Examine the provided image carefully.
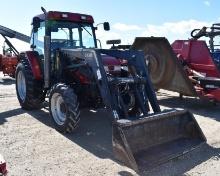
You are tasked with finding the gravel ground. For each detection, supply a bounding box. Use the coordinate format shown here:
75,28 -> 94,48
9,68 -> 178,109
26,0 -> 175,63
0,73 -> 220,176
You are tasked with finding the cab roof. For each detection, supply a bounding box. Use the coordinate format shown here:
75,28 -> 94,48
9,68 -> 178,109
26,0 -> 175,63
33,11 -> 94,24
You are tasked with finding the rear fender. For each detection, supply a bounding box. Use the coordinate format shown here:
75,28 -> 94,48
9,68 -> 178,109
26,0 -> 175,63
25,51 -> 42,80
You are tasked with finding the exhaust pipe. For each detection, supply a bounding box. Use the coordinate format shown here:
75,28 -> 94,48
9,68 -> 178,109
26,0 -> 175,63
44,36 -> 51,88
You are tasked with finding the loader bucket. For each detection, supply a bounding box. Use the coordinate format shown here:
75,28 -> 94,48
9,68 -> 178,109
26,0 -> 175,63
131,37 -> 197,96
112,110 -> 206,172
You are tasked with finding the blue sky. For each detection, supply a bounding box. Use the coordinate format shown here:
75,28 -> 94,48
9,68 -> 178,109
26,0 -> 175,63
0,0 -> 219,51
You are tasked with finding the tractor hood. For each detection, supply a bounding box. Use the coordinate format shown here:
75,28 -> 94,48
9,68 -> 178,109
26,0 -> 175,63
59,48 -> 122,73
59,48 -> 121,66
60,48 -> 122,72
101,54 -> 121,66
101,54 -> 121,72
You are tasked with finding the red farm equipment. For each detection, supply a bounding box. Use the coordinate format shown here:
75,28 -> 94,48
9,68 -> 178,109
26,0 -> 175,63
132,24 -> 220,103
172,24 -> 220,102
0,154 -> 7,176
0,25 -> 30,77
12,7 -> 206,172
0,53 -> 17,77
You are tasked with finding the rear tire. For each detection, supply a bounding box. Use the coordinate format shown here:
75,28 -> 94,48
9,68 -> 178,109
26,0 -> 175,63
15,58 -> 44,110
49,83 -> 80,133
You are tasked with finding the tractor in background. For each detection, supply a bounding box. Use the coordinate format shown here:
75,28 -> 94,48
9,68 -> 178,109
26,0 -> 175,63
14,7 -> 205,172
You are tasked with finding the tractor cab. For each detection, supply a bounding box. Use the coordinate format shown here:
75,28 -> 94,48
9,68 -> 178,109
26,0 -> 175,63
29,11 -> 113,87
30,11 -> 109,54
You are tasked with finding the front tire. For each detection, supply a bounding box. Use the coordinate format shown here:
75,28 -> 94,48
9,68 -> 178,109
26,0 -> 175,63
49,83 -> 80,133
15,58 -> 44,110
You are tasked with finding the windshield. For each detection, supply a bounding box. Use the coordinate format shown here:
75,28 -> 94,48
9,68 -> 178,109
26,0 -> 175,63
49,21 -> 96,49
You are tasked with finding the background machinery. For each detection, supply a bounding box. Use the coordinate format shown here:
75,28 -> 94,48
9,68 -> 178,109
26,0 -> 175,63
133,24 -> 220,102
172,25 -> 220,102
0,25 -> 30,77
14,8 -> 205,172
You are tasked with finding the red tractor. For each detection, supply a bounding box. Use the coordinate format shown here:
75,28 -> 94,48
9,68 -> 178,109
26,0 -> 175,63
14,8 -> 205,172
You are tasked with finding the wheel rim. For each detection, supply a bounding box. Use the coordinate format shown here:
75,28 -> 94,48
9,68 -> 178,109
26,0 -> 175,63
17,70 -> 26,101
51,93 -> 67,125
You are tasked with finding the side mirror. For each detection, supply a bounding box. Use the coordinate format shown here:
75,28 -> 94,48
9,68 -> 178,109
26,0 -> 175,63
103,22 -> 110,31
33,17 -> 40,33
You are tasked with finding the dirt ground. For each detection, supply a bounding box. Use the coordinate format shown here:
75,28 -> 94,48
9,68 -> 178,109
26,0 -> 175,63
0,73 -> 220,176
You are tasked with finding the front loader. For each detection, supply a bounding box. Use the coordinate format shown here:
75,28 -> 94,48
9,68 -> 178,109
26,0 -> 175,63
15,8 -> 206,172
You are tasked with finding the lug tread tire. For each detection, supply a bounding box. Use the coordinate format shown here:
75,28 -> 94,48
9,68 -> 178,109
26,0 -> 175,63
15,58 -> 44,110
49,83 -> 80,133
